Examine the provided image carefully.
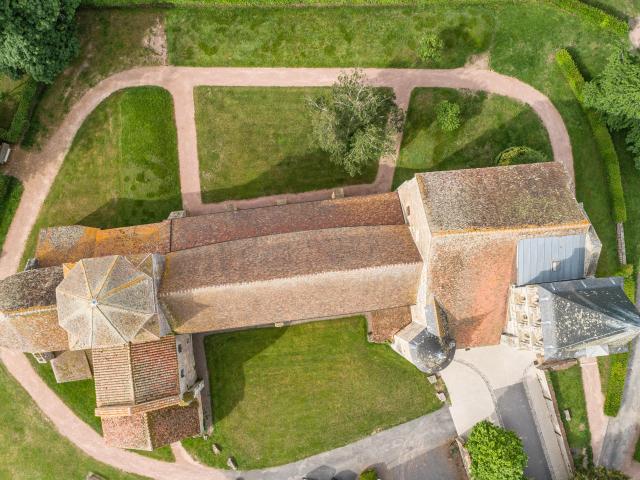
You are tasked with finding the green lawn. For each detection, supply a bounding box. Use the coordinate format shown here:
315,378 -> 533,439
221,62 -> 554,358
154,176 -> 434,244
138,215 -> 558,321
182,316 -> 442,469
0,362 -> 148,480
195,86 -> 378,202
0,76 -> 27,130
0,175 -> 23,252
547,366 -> 592,467
583,0 -> 640,17
393,88 -> 552,188
21,86 -> 181,267
24,9 -> 165,149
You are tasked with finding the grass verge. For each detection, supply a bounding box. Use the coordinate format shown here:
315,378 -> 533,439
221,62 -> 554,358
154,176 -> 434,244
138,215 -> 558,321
182,316 -> 442,469
20,87 -> 181,276
547,366 -> 592,467
393,88 -> 552,188
195,86 -> 378,202
0,362 -> 147,479
0,175 -> 23,251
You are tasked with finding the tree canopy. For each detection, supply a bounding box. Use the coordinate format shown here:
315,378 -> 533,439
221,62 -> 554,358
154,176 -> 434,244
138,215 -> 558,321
583,48 -> 640,168
308,69 -> 403,177
0,0 -> 81,84
465,420 -> 527,480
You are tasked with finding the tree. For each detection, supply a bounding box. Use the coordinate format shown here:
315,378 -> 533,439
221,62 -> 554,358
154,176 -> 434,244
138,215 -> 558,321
417,32 -> 444,62
583,48 -> 640,168
572,466 -> 629,480
436,100 -> 461,132
495,146 -> 548,166
308,69 -> 403,177
0,1 -> 81,84
465,420 -> 527,480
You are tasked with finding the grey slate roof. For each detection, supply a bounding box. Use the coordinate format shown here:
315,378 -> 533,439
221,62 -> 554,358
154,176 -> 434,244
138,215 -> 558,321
538,277 -> 640,360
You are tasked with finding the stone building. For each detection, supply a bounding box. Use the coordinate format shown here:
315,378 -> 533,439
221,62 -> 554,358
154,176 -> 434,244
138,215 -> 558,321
0,162 -> 639,450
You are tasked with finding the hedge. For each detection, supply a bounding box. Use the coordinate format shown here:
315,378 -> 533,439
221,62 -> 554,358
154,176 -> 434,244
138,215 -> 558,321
603,352 -> 629,417
548,0 -> 628,36
495,146 -> 548,165
0,175 -> 24,251
555,49 -> 627,223
0,78 -> 40,144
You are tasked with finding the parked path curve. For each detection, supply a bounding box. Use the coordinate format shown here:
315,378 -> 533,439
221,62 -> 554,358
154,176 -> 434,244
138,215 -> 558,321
0,66 -> 573,280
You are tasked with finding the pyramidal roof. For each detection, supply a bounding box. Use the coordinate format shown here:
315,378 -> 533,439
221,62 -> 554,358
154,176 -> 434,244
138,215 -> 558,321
538,277 -> 640,360
56,255 -> 166,350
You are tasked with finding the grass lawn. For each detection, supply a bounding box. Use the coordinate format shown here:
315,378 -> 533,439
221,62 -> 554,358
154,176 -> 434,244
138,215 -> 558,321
598,351 -> 630,417
24,9 -> 165,149
195,86 -> 378,202
583,0 -> 640,17
393,88 -> 552,188
0,175 -> 23,251
20,86 -> 181,267
0,362 -> 148,480
547,366 -> 592,468
181,316 -> 442,469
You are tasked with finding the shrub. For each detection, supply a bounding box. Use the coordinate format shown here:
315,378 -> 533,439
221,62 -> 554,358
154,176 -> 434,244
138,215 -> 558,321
466,420 -> 527,480
603,352 -> 628,417
417,32 -> 444,63
555,49 -> 627,223
0,175 -> 24,251
495,146 -> 548,166
548,0 -> 628,36
572,466 -> 630,479
435,100 -> 461,132
359,468 -> 378,480
0,78 -> 41,144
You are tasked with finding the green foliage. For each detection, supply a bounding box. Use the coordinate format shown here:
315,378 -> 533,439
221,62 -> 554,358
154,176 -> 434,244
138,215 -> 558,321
359,468 -> 378,480
0,1 -> 81,84
603,352 -> 629,417
417,32 -> 444,62
308,70 -> 402,176
0,78 -> 40,144
0,175 -> 23,251
435,100 -> 461,132
556,48 -> 627,223
548,0 -> 628,35
572,466 -> 630,479
466,421 -> 527,480
495,146 -> 548,166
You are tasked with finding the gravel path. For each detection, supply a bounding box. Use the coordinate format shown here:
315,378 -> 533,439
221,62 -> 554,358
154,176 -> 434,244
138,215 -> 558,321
0,65 -> 573,280
579,357 -> 609,465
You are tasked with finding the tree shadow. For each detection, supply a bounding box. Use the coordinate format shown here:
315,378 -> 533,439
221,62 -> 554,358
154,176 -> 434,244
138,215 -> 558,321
201,151 -> 378,204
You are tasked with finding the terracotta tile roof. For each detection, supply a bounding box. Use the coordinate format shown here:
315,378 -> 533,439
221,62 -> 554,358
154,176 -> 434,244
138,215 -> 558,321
101,400 -> 202,450
160,225 -> 421,293
0,266 -> 69,352
418,163 -> 588,235
368,306 -> 413,343
35,226 -> 98,267
170,192 -> 405,251
93,337 -> 179,408
50,350 -> 93,383
94,223 -> 171,257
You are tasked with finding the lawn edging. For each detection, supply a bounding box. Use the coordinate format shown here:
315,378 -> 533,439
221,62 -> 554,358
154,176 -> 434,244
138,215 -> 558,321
0,78 -> 40,144
555,48 -> 628,263
0,175 -> 23,251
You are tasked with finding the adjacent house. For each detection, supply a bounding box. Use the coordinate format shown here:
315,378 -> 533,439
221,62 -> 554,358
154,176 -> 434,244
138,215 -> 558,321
0,162 -> 638,450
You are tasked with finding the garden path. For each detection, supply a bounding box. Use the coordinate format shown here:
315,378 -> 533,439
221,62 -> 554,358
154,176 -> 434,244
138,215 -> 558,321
0,66 -> 573,280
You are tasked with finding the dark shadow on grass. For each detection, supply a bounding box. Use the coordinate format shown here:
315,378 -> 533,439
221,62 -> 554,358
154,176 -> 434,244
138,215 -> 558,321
577,0 -> 630,20
204,325 -> 287,424
201,151 -> 378,204
77,195 -> 183,229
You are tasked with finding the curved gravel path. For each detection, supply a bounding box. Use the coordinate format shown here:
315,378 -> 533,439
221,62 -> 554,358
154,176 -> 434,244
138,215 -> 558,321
0,66 -> 574,479
0,66 -> 573,280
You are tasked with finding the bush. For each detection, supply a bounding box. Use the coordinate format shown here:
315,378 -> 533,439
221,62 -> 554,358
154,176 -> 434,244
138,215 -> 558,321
0,78 -> 41,144
417,32 -> 444,62
359,468 -> 378,480
603,352 -> 628,417
0,175 -> 24,251
548,0 -> 628,36
573,466 -> 630,479
466,420 -> 527,480
435,100 -> 461,132
495,146 -> 548,166
555,49 -> 627,223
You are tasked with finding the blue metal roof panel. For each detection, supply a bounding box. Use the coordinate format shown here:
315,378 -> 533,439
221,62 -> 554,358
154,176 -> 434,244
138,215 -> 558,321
517,234 -> 585,286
